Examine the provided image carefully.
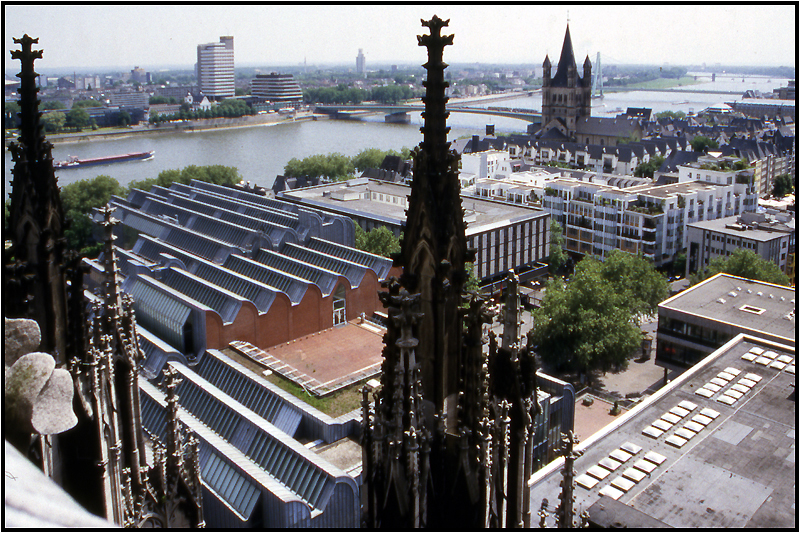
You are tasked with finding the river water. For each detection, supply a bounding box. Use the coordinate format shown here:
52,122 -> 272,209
4,74 -> 790,197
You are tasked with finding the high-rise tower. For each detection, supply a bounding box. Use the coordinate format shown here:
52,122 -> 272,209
361,16 -> 540,529
541,25 -> 592,136
196,36 -> 234,100
356,48 -> 366,76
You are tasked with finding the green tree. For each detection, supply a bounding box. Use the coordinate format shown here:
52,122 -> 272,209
117,110 -> 131,127
581,250 -> 669,317
690,135 -> 719,153
41,100 -> 66,110
284,153 -> 355,181
772,173 -> 794,198
73,99 -> 104,108
66,107 -> 90,130
41,111 -> 66,133
352,148 -> 401,172
60,175 -> 123,256
689,248 -> 791,287
354,225 -> 400,258
532,273 -> 641,384
548,220 -> 567,273
464,262 -> 480,293
634,155 -> 665,179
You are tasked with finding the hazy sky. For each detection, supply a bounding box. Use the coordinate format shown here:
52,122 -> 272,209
4,4 -> 797,72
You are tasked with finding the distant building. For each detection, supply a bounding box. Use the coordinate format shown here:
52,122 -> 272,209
130,66 -> 149,84
251,73 -> 303,106
729,98 -> 795,120
540,25 -> 592,139
356,48 -> 365,75
686,211 -> 796,279
279,178 -> 551,283
156,84 -> 199,99
197,36 -> 235,100
656,273 -> 795,371
108,91 -> 149,108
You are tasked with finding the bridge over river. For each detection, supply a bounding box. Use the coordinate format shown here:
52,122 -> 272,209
314,102 -> 541,124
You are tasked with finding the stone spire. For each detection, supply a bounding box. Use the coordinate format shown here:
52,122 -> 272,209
4,35 -> 69,364
400,14 -> 473,419
362,17 -> 540,530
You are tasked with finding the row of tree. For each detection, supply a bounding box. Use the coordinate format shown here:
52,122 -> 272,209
150,99 -> 253,124
303,83 -> 418,105
689,248 -> 791,287
283,147 -> 412,181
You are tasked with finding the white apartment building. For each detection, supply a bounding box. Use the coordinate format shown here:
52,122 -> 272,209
196,36 -> 234,100
464,149 -> 758,267
461,150 -> 514,180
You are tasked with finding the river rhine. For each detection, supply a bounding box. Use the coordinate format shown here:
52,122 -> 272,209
3,74 -> 789,198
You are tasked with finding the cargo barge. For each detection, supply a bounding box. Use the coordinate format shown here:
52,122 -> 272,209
54,150 -> 154,169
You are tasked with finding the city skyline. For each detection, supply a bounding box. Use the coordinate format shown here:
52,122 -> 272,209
3,4 -> 797,73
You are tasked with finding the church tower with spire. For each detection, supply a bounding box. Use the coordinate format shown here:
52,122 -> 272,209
541,25 -> 592,137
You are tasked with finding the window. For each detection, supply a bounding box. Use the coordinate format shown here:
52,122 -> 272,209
740,304 -> 765,315
333,285 -> 347,325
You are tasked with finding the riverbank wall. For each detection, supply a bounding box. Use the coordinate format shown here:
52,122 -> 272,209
5,112 -> 324,147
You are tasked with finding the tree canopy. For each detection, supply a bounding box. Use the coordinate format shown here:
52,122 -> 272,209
772,174 -> 794,198
579,250 -> 670,317
634,155 -> 665,179
72,99 -> 104,108
531,273 -> 641,382
354,225 -> 401,258
61,175 -> 123,256
690,135 -> 719,153
284,153 -> 355,181
350,147 -> 412,172
689,248 -> 791,287
532,250 -> 667,382
66,108 -> 90,130
41,111 -> 66,133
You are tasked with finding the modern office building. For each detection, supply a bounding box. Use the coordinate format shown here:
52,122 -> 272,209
197,36 -> 234,100
530,332 -> 795,528
251,73 -> 303,105
655,273 -> 795,371
280,178 -> 551,283
686,211 -> 796,278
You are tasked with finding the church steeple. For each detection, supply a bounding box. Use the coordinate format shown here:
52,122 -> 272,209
551,24 -> 582,88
